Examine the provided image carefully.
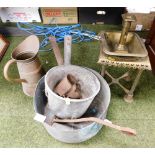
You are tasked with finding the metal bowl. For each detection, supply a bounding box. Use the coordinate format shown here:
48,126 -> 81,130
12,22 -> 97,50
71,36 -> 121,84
33,68 -> 111,143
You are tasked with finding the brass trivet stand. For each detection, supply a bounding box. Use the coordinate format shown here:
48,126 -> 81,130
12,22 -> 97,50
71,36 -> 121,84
98,43 -> 151,103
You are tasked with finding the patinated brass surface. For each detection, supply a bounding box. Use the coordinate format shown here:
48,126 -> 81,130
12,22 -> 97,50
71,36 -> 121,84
101,31 -> 148,57
100,14 -> 148,57
118,14 -> 136,51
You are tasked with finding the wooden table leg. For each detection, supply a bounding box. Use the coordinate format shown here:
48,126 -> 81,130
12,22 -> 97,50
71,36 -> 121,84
124,69 -> 143,103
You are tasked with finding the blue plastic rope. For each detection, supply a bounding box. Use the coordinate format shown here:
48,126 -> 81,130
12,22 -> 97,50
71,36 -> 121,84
17,22 -> 96,51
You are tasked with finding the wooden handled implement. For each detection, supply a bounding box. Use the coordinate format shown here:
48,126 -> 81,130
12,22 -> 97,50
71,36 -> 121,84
49,36 -> 64,66
51,117 -> 136,136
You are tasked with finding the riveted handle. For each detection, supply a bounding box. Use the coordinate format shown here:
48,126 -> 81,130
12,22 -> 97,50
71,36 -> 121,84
64,35 -> 72,65
3,59 -> 26,83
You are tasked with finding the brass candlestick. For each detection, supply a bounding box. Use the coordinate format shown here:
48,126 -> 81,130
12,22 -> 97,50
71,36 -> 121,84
116,14 -> 136,53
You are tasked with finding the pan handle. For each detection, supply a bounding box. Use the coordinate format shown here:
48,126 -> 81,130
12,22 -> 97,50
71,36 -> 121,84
64,35 -> 72,65
49,36 -> 64,66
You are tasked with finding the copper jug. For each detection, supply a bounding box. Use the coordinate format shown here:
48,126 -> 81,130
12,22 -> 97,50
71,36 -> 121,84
3,35 -> 44,96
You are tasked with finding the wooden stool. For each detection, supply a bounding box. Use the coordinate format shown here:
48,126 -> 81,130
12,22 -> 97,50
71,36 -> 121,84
98,45 -> 151,103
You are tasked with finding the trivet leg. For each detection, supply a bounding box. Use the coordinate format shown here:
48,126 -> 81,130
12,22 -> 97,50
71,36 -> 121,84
124,69 -> 143,103
101,65 -> 106,77
123,71 -> 131,82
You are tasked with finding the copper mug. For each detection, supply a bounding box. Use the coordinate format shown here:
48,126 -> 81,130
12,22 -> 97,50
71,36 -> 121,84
3,35 -> 44,97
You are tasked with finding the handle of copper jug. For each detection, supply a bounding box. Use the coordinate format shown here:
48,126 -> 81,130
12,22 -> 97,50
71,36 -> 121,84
3,59 -> 27,83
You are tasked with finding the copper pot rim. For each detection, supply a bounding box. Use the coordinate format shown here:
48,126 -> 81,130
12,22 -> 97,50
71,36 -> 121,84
12,51 -> 38,63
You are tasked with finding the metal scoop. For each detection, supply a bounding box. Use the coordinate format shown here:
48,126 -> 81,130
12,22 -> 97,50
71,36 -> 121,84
47,35 -> 136,136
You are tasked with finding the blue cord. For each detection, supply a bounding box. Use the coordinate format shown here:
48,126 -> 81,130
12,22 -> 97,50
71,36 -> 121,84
17,22 -> 96,51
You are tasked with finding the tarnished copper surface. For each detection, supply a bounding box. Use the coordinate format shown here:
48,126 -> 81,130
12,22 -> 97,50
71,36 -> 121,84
3,35 -> 44,96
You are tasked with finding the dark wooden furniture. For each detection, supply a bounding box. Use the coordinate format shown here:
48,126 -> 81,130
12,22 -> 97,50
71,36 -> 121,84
145,17 -> 155,75
0,34 -> 9,62
78,7 -> 125,24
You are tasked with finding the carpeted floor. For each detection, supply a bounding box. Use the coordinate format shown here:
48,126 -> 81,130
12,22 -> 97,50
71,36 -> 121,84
0,24 -> 155,147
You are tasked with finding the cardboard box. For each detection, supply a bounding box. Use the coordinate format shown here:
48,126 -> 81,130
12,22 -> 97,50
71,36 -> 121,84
123,12 -> 155,31
0,7 -> 41,22
41,7 -> 78,24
